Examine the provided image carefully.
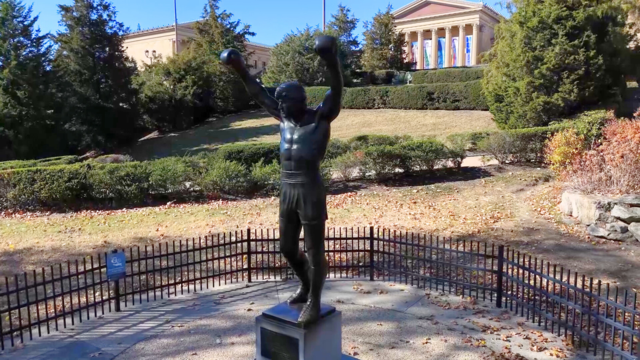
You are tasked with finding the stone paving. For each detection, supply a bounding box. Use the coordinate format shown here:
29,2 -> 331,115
1,280 -> 593,360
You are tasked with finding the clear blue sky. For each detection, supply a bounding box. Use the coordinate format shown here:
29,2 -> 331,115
30,0 -> 508,46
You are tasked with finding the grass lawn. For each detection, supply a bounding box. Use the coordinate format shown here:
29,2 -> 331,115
129,109 -> 497,160
1,165 -> 637,290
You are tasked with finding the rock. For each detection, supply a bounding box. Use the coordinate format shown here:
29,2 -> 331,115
611,205 -> 640,223
630,223 -> 640,241
560,191 -> 616,225
587,224 -> 610,238
588,224 -> 635,241
617,195 -> 640,207
606,231 -> 635,242
606,222 -> 629,234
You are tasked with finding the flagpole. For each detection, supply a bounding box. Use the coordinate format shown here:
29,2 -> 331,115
174,0 -> 179,54
322,0 -> 325,31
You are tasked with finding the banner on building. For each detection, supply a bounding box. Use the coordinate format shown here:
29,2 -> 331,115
452,37 -> 459,67
424,39 -> 432,69
437,37 -> 445,68
411,41 -> 418,69
465,35 -> 473,66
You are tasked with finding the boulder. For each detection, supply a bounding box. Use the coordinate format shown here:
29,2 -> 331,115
587,224 -> 610,238
588,224 -> 635,242
611,205 -> 640,223
560,191 -> 616,225
606,222 -> 629,234
617,195 -> 640,207
630,223 -> 640,241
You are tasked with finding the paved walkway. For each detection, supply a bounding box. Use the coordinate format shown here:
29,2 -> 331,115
2,280 -> 592,360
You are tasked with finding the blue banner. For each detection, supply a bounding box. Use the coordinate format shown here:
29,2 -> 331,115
107,252 -> 127,281
465,35 -> 473,66
452,37 -> 459,67
437,38 -> 445,68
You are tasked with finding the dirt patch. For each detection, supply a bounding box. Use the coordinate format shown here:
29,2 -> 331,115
0,165 -> 638,290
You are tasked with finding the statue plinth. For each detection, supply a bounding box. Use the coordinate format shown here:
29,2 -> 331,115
255,302 -> 355,360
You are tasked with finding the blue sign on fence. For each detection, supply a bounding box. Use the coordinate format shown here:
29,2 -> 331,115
107,251 -> 127,281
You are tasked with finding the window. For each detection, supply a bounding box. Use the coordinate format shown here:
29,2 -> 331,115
254,60 -> 258,68
262,61 -> 267,69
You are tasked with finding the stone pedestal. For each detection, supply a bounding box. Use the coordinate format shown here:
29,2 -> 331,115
255,302 -> 352,360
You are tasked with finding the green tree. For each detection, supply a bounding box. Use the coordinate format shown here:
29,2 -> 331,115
189,0 -> 255,60
483,0 -> 632,129
261,26 -> 330,86
327,4 -> 360,84
52,0 -> 139,152
0,0 -> 57,160
135,0 -> 255,131
361,5 -> 406,71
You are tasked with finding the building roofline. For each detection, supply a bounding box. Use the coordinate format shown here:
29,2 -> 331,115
393,0 -> 504,21
125,20 -> 273,48
393,0 -> 481,16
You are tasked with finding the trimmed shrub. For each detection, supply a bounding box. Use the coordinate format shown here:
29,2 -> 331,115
5,164 -> 89,208
478,125 -> 566,164
305,81 -> 488,110
325,139 -> 350,161
347,134 -> 409,150
398,140 -> 449,171
148,157 -> 198,198
386,81 -> 487,110
198,159 -> 253,196
214,143 -> 281,168
412,67 -> 484,85
0,156 -> 79,171
331,151 -> 365,181
251,160 -> 280,195
88,163 -> 152,205
362,145 -> 406,180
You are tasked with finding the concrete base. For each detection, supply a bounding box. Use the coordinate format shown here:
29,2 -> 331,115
255,302 -> 343,360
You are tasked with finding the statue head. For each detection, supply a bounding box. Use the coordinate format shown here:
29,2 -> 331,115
275,82 -> 307,120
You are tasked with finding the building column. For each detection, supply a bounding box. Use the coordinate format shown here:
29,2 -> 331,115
472,23 -> 479,66
458,24 -> 466,67
417,30 -> 424,70
444,26 -> 452,68
405,32 -> 412,65
431,28 -> 438,69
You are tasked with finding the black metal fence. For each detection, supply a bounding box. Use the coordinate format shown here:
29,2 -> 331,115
1,227 -> 638,359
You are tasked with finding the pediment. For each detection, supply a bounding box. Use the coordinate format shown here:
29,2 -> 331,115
394,0 -> 481,20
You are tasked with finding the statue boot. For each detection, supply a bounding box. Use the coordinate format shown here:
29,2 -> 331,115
287,252 -> 310,305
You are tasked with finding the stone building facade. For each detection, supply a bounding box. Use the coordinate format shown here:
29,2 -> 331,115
123,21 -> 272,74
393,0 -> 503,69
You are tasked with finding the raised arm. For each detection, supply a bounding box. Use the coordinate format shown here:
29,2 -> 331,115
220,49 -> 281,120
314,36 -> 343,123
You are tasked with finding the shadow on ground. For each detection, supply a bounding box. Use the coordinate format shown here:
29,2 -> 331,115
129,110 -> 278,160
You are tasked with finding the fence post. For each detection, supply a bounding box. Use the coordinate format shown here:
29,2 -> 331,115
496,245 -> 505,309
114,279 -> 121,312
369,226 -> 375,281
247,228 -> 252,283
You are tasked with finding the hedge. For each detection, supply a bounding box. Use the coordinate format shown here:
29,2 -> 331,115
212,143 -> 281,168
412,67 -> 485,85
0,156 -> 79,171
448,110 -> 609,158
306,81 -> 487,110
0,135 -> 466,210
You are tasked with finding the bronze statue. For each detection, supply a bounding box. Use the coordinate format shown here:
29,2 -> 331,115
221,36 -> 342,325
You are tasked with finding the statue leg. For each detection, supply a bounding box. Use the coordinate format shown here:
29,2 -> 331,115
280,205 -> 310,304
298,220 -> 327,325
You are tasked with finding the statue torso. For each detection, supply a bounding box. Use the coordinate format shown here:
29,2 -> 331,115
279,109 -> 330,173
